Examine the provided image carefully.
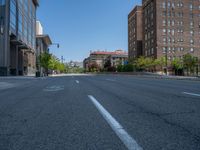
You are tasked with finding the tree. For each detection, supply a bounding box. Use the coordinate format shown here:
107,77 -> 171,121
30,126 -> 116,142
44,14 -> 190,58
145,57 -> 154,72
56,63 -> 65,73
136,56 -> 147,71
171,58 -> 183,75
123,64 -> 134,72
49,55 -> 59,71
39,52 -> 51,76
117,64 -> 123,72
104,59 -> 111,71
134,56 -> 154,71
88,62 -> 100,72
154,57 -> 166,73
183,54 -> 198,76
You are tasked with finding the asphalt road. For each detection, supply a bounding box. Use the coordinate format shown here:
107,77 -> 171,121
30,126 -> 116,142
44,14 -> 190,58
0,74 -> 200,150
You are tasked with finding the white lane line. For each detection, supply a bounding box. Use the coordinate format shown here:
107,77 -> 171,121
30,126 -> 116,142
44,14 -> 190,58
88,95 -> 142,150
75,80 -> 80,84
182,92 -> 200,97
106,79 -> 116,82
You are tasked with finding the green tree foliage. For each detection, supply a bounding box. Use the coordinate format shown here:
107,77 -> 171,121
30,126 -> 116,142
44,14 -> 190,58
183,54 -> 198,75
88,62 -> 100,72
104,60 -> 111,69
171,58 -> 183,70
39,53 -> 67,74
39,52 -> 52,75
135,56 -> 147,71
154,57 -> 166,69
117,65 -> 123,72
49,55 -> 59,70
171,58 -> 183,75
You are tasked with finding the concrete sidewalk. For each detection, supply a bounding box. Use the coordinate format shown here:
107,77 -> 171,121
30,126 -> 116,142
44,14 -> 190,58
94,72 -> 200,81
0,76 -> 47,80
139,74 -> 200,81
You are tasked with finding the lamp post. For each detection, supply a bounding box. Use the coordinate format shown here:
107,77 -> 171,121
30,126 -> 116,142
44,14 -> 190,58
48,43 -> 60,53
165,47 -> 168,75
51,43 -> 60,48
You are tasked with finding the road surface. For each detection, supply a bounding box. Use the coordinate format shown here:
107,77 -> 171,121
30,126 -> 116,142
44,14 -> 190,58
0,74 -> 200,150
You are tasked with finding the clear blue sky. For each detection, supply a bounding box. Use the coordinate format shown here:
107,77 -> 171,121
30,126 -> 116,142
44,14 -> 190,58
37,0 -> 141,62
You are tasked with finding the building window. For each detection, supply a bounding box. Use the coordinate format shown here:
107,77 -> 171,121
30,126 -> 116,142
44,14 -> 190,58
163,20 -> 166,26
189,4 -> 193,11
162,47 -> 167,54
10,0 -> 17,32
190,30 -> 194,35
171,20 -> 175,26
18,12 -> 23,36
190,39 -> 194,45
163,28 -> 166,35
172,2 -> 175,8
163,38 -> 166,44
168,2 -> 170,8
190,22 -> 194,28
168,20 -> 171,26
162,2 -> 166,9
171,29 -> 175,35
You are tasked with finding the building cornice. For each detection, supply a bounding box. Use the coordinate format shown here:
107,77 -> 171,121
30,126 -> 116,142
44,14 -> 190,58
36,34 -> 52,45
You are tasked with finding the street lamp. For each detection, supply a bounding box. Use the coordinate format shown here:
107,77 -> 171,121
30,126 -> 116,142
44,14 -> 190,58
165,47 -> 168,75
52,43 -> 60,48
48,43 -> 60,53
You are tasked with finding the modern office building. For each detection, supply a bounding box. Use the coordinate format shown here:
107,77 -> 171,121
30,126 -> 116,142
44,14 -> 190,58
128,6 -> 143,59
0,0 -> 39,76
36,21 -> 52,76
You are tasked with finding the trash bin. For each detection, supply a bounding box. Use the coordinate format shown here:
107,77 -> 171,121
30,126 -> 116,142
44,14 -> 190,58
36,71 -> 40,77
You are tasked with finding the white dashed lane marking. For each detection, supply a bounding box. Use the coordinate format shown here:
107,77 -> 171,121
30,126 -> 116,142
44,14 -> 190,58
88,95 -> 143,150
182,92 -> 200,97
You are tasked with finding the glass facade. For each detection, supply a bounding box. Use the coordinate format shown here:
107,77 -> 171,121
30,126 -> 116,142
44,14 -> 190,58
10,0 -> 17,33
9,0 -> 36,50
0,0 -> 6,5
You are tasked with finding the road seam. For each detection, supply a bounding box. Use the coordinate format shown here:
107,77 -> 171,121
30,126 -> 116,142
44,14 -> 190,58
88,95 -> 143,150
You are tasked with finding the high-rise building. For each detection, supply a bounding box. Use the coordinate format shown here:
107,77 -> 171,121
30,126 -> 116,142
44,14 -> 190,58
0,0 -> 39,76
129,0 -> 200,73
128,6 -> 143,59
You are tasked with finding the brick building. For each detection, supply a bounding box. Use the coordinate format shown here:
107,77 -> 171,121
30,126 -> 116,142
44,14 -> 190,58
129,0 -> 200,73
84,50 -> 128,71
128,6 -> 143,60
142,0 -> 200,59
